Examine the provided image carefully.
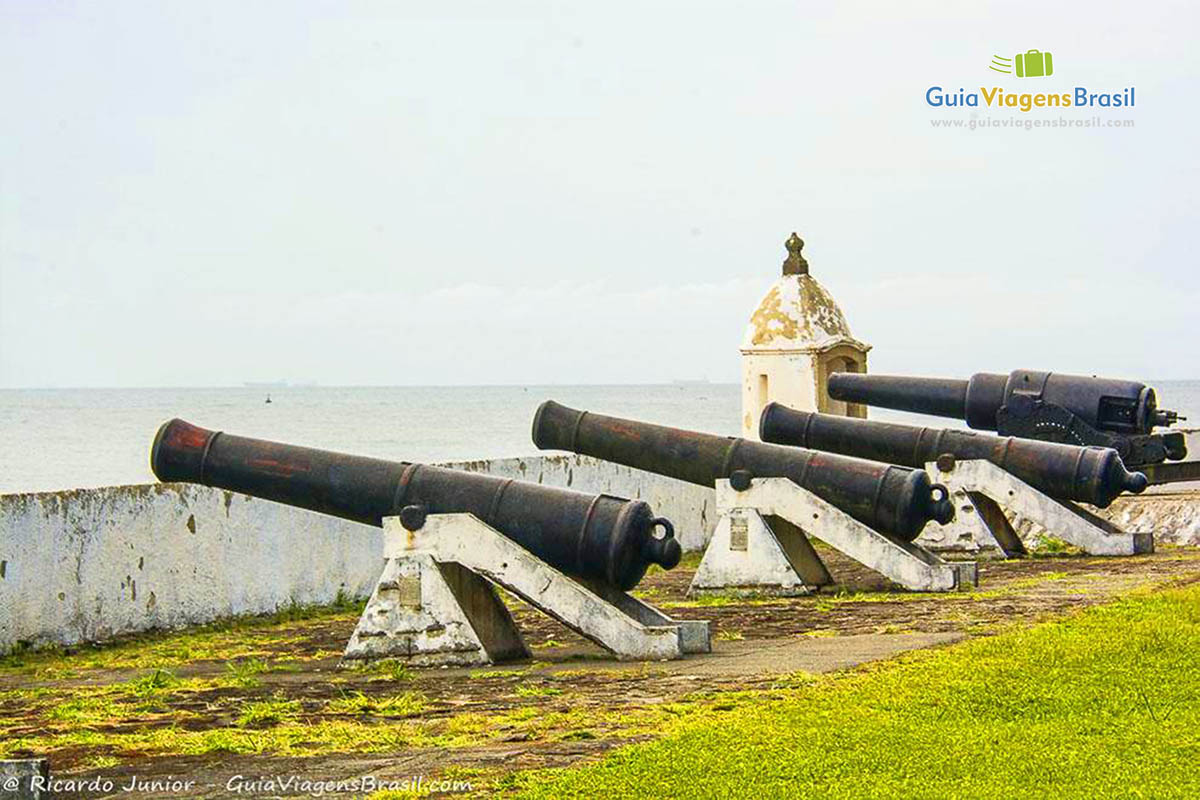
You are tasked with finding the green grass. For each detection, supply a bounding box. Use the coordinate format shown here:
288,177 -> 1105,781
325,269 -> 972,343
668,569 -> 1079,612
468,667 -> 530,680
1031,536 -> 1086,557
0,594 -> 363,679
661,592 -> 790,609
125,667 -> 179,698
236,695 -> 302,727
508,582 -> 1200,799
325,689 -> 429,718
365,659 -> 415,683
224,658 -> 269,687
2,718 -> 428,758
34,669 -> 204,726
45,693 -> 130,724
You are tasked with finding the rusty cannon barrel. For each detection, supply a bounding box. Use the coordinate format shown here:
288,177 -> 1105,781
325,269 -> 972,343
827,370 -> 1187,466
151,418 -> 681,590
759,403 -> 1148,508
531,400 -> 954,542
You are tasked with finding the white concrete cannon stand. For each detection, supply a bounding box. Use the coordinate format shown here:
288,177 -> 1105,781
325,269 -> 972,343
342,514 -> 710,667
690,478 -> 976,595
922,459 -> 1155,558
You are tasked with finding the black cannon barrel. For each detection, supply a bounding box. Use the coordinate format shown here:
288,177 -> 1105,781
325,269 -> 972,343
759,403 -> 1148,508
828,370 -> 1181,435
531,401 -> 954,542
826,374 -> 971,420
151,418 -> 681,590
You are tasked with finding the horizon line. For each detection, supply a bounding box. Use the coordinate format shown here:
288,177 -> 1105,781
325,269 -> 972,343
2,377 -> 1198,391
0,380 -> 746,391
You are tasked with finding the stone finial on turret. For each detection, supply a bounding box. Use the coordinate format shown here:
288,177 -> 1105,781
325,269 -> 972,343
782,232 -> 809,276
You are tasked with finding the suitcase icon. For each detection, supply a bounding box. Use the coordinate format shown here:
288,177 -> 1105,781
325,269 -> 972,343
1015,49 -> 1053,78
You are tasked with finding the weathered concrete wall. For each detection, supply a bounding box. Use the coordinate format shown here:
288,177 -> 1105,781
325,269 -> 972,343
1098,492 -> 1200,546
0,456 -> 714,653
0,483 -> 383,653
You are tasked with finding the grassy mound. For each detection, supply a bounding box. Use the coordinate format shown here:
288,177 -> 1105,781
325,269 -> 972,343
509,582 -> 1200,799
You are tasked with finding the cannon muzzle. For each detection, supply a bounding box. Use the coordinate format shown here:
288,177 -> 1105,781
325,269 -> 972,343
151,418 -> 680,590
531,400 -> 954,542
760,403 -> 1148,508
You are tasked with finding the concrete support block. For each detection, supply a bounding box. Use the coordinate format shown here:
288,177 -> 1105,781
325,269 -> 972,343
926,459 -> 1154,557
918,481 -> 1024,559
710,479 -> 975,592
342,554 -> 528,668
342,514 -> 710,667
689,508 -> 832,596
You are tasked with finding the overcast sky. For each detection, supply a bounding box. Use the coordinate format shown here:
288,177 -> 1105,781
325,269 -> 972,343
2,1 -> 1196,388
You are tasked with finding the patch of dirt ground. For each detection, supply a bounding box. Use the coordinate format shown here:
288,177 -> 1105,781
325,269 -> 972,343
4,546 -> 1200,798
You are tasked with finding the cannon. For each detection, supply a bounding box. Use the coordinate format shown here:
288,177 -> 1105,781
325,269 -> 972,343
531,401 -> 955,542
151,418 -> 681,590
759,403 -> 1148,508
827,370 -> 1187,466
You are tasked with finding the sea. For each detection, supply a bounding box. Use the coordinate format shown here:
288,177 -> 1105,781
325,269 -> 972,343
2,381 -> 1198,495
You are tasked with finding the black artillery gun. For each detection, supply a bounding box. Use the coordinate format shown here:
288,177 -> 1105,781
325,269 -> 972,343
151,419 -> 709,666
533,400 -> 977,595
828,369 -> 1187,470
760,403 -> 1155,559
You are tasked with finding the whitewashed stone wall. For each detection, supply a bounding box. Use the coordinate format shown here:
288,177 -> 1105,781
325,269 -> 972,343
0,456 -> 714,652
5,449 -> 1193,654
0,483 -> 382,653
1092,493 -> 1200,546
